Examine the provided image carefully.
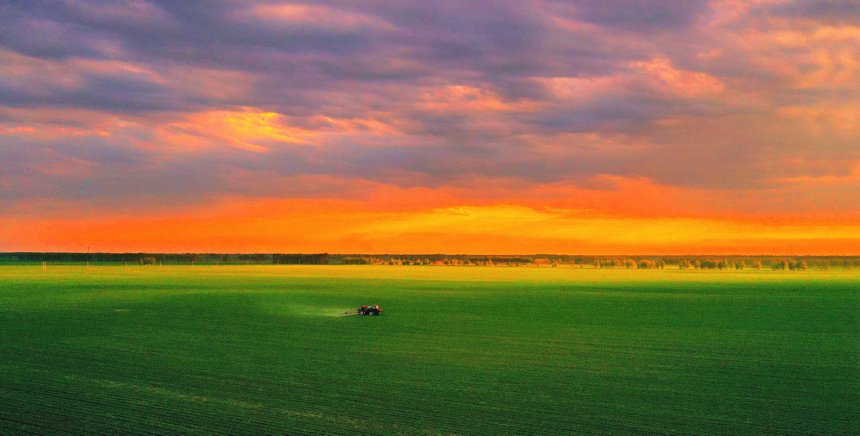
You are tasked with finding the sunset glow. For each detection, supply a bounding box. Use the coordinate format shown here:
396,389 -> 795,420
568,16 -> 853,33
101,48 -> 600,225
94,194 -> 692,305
1,1 -> 858,254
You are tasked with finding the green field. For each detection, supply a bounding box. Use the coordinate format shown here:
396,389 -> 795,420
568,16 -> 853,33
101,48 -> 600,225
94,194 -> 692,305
1,265 -> 857,434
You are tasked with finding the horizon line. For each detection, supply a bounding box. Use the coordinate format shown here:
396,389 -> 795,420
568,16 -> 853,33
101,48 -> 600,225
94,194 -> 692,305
3,252 -> 858,258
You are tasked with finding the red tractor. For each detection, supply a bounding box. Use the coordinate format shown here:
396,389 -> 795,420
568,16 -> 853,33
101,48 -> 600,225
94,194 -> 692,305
358,304 -> 382,316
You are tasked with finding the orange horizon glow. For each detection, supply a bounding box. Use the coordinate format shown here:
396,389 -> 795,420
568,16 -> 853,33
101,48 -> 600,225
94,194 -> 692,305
3,197 -> 858,255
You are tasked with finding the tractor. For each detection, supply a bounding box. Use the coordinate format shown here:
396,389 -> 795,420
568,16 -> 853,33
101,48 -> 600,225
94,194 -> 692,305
358,304 -> 382,316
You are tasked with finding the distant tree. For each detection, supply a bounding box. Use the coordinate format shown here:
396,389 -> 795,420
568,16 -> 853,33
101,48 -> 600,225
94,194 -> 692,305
700,260 -> 717,269
638,259 -> 656,269
751,260 -> 763,269
622,259 -> 636,269
772,259 -> 789,270
734,261 -> 745,270
139,256 -> 157,265
790,260 -> 808,271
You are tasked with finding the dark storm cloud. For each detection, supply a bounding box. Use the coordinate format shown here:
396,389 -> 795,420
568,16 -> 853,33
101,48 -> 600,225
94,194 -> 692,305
0,0 -> 635,114
563,0 -> 712,31
0,12 -> 106,59
0,71 -> 184,112
764,0 -> 860,25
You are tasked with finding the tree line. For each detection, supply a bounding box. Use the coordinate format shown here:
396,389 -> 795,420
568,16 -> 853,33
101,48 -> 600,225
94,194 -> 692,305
0,253 -> 856,270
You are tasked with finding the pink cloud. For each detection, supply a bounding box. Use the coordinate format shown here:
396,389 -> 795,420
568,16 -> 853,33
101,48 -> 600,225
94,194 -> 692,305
0,1 -> 858,252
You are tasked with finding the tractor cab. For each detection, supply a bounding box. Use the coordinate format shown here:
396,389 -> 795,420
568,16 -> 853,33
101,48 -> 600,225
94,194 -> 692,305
358,304 -> 382,316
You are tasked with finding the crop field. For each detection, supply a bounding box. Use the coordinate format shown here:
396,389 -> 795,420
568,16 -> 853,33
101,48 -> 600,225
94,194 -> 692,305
0,265 -> 857,434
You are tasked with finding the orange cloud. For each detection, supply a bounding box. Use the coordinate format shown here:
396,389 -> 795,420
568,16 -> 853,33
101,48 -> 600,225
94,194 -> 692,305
632,57 -> 726,98
417,86 -> 543,113
240,3 -> 393,30
537,76 -> 621,101
0,107 -> 125,139
777,105 -> 860,136
157,109 -> 316,153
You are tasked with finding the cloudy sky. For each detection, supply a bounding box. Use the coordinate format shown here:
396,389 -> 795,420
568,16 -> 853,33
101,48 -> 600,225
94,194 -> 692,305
1,0 -> 858,254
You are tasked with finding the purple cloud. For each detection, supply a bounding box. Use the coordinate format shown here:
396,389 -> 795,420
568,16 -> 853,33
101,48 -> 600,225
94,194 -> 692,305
0,0 -> 857,213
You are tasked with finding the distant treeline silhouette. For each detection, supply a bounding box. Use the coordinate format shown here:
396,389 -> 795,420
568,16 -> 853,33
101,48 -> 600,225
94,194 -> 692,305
0,252 -> 329,265
0,253 -> 856,269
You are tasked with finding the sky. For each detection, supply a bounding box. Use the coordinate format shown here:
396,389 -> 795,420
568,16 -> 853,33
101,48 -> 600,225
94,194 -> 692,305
1,0 -> 858,254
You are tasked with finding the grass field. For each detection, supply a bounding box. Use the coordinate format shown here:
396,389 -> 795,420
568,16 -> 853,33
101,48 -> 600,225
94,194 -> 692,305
1,265 -> 857,434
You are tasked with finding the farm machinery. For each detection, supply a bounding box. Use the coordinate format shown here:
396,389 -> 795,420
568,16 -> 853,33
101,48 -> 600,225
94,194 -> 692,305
357,304 -> 382,316
339,304 -> 383,316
